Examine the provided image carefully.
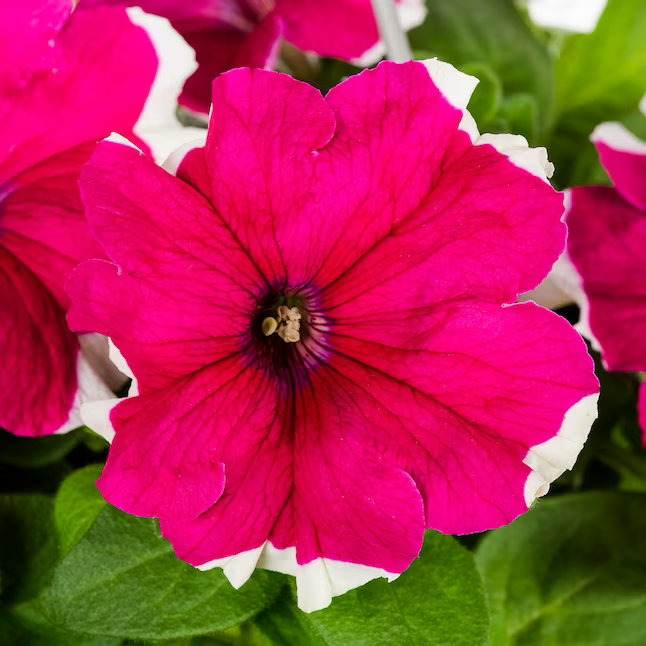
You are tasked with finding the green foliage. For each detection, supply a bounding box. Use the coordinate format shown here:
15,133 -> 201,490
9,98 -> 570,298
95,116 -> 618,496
477,492 -> 646,646
549,0 -> 646,186
41,504 -> 284,640
54,464 -> 107,555
0,427 -> 80,468
408,0 -> 553,140
256,531 -> 489,646
0,495 -> 58,605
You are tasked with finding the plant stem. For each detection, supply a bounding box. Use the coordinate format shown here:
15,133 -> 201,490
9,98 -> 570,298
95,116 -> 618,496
370,0 -> 413,63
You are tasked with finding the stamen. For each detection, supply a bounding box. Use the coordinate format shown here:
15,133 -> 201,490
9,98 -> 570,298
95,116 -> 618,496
276,305 -> 301,343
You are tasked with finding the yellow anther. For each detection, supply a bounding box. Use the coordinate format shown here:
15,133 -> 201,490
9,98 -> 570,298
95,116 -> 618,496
262,317 -> 278,336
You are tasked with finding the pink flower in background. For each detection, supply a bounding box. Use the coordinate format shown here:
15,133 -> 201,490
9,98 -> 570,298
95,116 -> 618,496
0,1 -> 158,436
564,121 -> 646,442
68,61 -> 598,611
80,0 -> 425,114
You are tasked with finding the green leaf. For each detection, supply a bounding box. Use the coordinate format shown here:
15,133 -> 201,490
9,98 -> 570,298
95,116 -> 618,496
0,428 -> 80,468
476,492 -> 646,645
255,589 -> 326,646
0,495 -> 58,605
258,531 -> 489,646
408,0 -> 554,138
460,63 -> 502,126
54,464 -> 107,555
498,94 -> 539,144
41,505 -> 284,640
0,601 -> 120,646
555,0 -> 646,128
550,0 -> 646,187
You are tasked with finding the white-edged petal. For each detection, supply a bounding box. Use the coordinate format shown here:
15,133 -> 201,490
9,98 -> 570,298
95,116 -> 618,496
420,58 -> 479,111
128,7 -> 197,133
591,121 -> 646,155
126,7 -> 207,164
108,339 -> 139,396
54,350 -> 115,435
162,134 -> 208,176
146,127 -> 208,169
80,399 -> 120,444
78,333 -> 130,393
476,133 -> 554,183
197,541 -> 399,613
104,131 -> 142,151
523,393 -> 599,506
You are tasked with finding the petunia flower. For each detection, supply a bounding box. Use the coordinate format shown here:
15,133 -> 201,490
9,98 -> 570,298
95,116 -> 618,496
0,1 -> 198,436
79,0 -> 426,115
559,120 -> 646,442
67,60 -> 599,611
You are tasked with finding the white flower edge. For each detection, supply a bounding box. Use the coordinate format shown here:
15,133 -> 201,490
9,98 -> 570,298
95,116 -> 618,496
126,7 -> 207,164
354,0 -> 427,67
523,393 -> 599,506
476,133 -> 554,183
162,135 -> 208,176
419,58 -> 480,142
55,345 -> 116,435
591,121 -> 646,156
198,542 -> 400,613
79,339 -> 137,443
128,7 -> 195,133
418,60 -> 555,183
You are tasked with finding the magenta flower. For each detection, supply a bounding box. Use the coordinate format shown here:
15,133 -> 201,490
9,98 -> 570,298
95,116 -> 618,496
80,0 -> 424,115
0,1 -> 158,436
564,121 -> 646,441
67,61 -> 598,611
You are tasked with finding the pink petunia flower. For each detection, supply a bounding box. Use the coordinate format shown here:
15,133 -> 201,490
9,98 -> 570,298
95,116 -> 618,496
80,0 -> 425,115
67,61 -> 598,611
0,1 -> 164,436
561,120 -> 646,442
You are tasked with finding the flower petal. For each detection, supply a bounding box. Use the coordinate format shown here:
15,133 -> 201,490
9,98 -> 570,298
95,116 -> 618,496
311,60 -> 563,307
0,0 -> 70,85
179,13 -> 282,115
591,122 -> 646,211
0,5 -> 156,181
566,186 -> 646,372
159,360 -> 424,608
327,301 -> 598,533
1,144 -> 105,309
0,249 -> 77,436
178,67 -> 335,283
68,141 -> 264,392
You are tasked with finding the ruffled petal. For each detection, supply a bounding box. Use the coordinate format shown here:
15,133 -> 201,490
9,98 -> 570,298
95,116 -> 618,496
311,61 -> 563,308
326,301 -> 598,533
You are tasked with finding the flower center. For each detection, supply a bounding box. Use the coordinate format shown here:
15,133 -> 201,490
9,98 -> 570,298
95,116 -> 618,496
249,288 -> 329,386
263,305 -> 301,343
